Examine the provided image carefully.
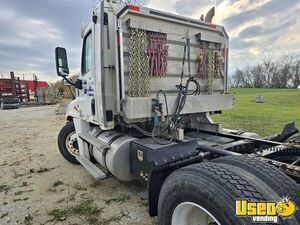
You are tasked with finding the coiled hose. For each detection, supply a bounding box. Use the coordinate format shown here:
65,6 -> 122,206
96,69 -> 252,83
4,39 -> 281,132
128,77 -> 200,145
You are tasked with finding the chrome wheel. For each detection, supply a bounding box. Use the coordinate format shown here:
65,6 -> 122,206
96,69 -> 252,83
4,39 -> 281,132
171,202 -> 221,225
65,132 -> 79,156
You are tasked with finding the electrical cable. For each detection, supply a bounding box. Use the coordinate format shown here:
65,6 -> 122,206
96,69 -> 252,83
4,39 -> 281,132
152,78 -> 199,145
152,89 -> 175,145
127,78 -> 199,145
180,39 -> 187,86
156,90 -> 169,125
129,124 -> 153,136
152,126 -> 175,145
124,36 -> 201,145
125,89 -> 174,144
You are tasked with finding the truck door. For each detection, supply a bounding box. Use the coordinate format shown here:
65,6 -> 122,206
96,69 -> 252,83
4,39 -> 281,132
78,22 -> 98,124
78,1 -> 115,129
93,1 -> 115,130
78,2 -> 110,127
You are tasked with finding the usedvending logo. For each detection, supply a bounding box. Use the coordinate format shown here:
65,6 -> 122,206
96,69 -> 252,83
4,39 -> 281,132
236,197 -> 297,223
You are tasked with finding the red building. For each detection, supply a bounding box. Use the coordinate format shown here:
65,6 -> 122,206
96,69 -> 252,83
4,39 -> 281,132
0,72 -> 25,101
0,71 -> 50,102
20,80 -> 49,93
20,80 -> 49,100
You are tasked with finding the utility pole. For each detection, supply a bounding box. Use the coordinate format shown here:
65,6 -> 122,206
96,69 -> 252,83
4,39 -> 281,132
33,74 -> 38,102
17,77 -> 22,102
10,71 -> 17,98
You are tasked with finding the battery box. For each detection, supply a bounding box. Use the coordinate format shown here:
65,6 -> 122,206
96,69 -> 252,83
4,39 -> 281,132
130,138 -> 199,182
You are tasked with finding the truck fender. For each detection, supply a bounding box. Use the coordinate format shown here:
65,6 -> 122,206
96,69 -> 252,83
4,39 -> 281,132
148,170 -> 169,217
148,154 -> 203,216
65,99 -> 80,121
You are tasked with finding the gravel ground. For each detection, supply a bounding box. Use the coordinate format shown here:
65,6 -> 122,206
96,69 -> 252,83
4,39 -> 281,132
0,105 -> 157,225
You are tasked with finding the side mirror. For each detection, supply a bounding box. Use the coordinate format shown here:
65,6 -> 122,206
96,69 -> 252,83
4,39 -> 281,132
55,47 -> 69,77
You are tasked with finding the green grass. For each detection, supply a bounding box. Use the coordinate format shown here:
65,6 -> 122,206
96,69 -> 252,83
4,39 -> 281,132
48,199 -> 104,224
212,88 -> 300,137
52,180 -> 64,187
0,184 -> 9,193
104,195 -> 131,205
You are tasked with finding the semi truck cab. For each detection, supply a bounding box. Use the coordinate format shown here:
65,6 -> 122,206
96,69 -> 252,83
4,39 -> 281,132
54,1 -> 300,225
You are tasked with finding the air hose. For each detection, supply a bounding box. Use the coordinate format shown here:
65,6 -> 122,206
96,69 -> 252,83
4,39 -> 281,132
129,76 -> 200,145
127,36 -> 201,145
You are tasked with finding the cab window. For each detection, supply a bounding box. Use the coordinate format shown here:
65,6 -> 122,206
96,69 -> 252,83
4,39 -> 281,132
82,32 -> 93,75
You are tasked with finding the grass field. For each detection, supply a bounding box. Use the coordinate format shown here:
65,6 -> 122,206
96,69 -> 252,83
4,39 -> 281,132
212,88 -> 300,137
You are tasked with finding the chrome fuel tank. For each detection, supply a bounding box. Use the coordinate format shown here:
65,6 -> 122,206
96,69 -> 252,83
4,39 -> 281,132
89,128 -> 137,181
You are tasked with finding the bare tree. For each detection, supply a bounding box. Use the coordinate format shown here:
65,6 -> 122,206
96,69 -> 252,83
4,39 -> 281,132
232,54 -> 300,89
242,66 -> 254,88
262,58 -> 276,87
232,68 -> 243,87
252,64 -> 264,88
279,55 -> 293,88
290,57 -> 300,88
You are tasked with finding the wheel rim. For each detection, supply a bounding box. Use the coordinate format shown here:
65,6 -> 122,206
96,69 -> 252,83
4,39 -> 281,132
172,202 -> 221,225
65,132 -> 79,156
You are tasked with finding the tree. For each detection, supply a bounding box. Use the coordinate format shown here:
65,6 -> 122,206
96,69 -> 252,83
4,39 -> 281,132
50,74 -> 80,98
252,64 -> 264,88
290,57 -> 300,88
278,55 -> 292,88
50,80 -> 65,95
262,58 -> 276,87
242,66 -> 254,88
232,54 -> 299,89
232,68 -> 243,87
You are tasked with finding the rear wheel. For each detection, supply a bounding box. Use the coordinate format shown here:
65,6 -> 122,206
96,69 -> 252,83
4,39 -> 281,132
172,202 -> 220,225
57,121 -> 79,164
158,162 -> 268,225
213,155 -> 300,224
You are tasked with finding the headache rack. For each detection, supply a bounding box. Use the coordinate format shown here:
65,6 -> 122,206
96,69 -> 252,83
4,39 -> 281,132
116,5 -> 234,122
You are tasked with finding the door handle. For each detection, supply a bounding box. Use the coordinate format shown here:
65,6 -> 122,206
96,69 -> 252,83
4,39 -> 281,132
91,98 -> 95,116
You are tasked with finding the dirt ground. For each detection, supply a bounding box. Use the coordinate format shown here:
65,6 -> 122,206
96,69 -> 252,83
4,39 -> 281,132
0,105 -> 157,225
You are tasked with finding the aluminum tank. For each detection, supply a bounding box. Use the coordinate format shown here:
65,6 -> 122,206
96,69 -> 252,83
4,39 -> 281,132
90,129 -> 137,182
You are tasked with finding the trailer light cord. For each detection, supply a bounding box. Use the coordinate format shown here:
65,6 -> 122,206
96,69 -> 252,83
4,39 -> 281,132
152,77 -> 200,144
128,77 -> 200,145
156,90 -> 170,125
126,36 -> 201,144
152,89 -> 174,145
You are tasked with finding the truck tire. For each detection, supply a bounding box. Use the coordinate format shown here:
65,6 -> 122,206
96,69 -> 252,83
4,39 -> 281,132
57,121 -> 79,164
213,155 -> 300,223
158,162 -> 269,225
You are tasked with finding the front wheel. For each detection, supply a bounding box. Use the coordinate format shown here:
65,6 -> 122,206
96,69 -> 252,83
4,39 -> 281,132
57,121 -> 79,164
158,162 -> 269,225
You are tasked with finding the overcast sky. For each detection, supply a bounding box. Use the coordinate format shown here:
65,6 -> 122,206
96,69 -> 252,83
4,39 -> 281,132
0,0 -> 299,82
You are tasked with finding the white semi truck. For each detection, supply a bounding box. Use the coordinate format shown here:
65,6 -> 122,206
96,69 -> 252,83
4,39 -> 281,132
55,1 -> 300,224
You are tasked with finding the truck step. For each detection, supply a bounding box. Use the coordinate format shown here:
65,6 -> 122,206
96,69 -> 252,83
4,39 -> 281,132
76,155 -> 107,180
78,133 -> 109,151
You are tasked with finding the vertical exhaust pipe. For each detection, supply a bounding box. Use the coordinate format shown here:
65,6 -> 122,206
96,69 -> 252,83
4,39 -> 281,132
205,7 -> 215,23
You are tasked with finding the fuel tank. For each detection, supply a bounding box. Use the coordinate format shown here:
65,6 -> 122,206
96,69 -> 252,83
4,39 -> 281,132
89,127 -> 137,181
